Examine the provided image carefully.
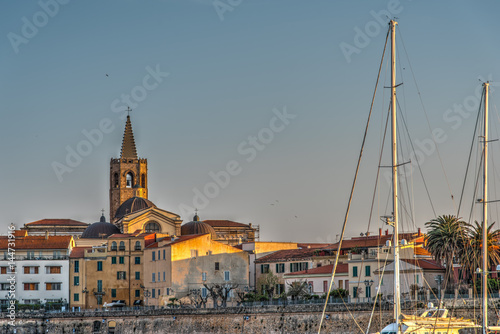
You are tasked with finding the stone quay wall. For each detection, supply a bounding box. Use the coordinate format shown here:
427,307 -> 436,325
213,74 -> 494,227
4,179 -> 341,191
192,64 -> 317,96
0,304 -> 492,334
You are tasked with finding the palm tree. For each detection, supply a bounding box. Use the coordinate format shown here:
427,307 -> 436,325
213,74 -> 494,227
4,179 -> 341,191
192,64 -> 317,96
460,221 -> 500,280
425,215 -> 467,288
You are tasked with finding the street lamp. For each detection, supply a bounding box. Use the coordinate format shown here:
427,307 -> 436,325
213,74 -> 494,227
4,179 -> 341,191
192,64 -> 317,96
82,287 -> 89,310
140,285 -> 151,308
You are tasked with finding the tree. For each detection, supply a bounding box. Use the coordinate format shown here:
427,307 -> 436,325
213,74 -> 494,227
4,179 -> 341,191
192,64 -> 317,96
461,221 -> 500,280
256,271 -> 280,298
425,215 -> 467,288
203,283 -> 239,308
286,280 -> 310,300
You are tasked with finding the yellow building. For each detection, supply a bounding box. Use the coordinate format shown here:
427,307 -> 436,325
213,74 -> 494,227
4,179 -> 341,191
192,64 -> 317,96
143,232 -> 249,307
69,231 -> 158,310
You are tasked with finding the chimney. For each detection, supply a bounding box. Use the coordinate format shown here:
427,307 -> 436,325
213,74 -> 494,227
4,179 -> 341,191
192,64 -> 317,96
379,228 -> 382,237
385,229 -> 389,236
418,227 -> 421,236
45,230 -> 49,240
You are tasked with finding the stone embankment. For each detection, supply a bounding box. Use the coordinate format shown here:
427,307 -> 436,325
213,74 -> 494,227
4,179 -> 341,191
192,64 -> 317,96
0,304 -> 492,334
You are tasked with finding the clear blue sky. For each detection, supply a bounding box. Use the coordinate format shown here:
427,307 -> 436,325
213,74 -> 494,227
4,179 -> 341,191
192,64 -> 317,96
1,0 -> 500,242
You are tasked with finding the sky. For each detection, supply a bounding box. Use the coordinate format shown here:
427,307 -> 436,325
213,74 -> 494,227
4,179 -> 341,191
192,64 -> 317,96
1,0 -> 500,243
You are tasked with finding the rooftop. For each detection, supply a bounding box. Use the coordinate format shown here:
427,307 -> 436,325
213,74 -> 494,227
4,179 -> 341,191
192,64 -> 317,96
0,235 -> 73,250
24,219 -> 88,227
204,220 -> 251,228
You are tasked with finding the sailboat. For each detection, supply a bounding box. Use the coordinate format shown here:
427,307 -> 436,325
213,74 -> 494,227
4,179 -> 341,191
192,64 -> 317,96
378,20 -> 487,334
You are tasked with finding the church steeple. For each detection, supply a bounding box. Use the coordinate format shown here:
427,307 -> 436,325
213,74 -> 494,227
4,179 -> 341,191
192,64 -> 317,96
120,114 -> 138,159
110,114 -> 148,223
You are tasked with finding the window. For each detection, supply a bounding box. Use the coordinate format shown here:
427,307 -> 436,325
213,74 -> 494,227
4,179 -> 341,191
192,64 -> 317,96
74,293 -> 79,302
111,289 -> 116,298
202,287 -> 207,298
27,251 -> 35,260
353,287 -> 358,298
323,281 -> 328,292
158,289 -> 160,298
117,271 -> 126,280
190,249 -> 198,258
111,241 -> 117,251
158,250 -> 160,259
158,272 -> 160,282
119,257 -> 125,264
119,241 -> 125,251
135,272 -> 140,280
202,272 -> 207,281
97,296 -> 103,305
163,249 -> 165,260
275,284 -> 285,295
365,265 -> 371,277
135,290 -> 140,298
135,257 -> 140,264
135,241 -> 141,251
152,273 -> 156,282
113,173 -> 119,188
308,281 -> 313,293
366,286 -> 371,298
416,274 -> 420,284
46,266 -> 61,274
126,172 -> 133,188
24,283 -> 39,291
141,173 -> 146,188
97,280 -> 103,292
0,283 -> 9,290
166,288 -> 170,295
74,260 -> 79,273
224,271 -> 230,281
152,252 -> 156,261
0,267 -> 7,274
215,262 -> 220,271
276,263 -> 285,273
145,222 -> 160,233
45,283 -> 62,290
152,289 -> 156,298
97,262 -> 103,271
74,276 -> 79,286
261,264 -> 270,274
53,251 -> 61,259
163,272 -> 165,281
290,262 -> 308,273
353,266 -> 358,277
111,257 -> 117,264
24,266 -> 38,274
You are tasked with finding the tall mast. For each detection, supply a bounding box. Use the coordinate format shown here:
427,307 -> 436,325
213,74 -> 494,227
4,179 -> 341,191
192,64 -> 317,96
390,19 -> 400,331
482,82 -> 489,334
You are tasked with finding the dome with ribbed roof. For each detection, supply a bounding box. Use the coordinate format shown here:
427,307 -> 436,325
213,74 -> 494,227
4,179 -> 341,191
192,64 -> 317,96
114,197 -> 156,219
81,214 -> 121,239
181,214 -> 217,239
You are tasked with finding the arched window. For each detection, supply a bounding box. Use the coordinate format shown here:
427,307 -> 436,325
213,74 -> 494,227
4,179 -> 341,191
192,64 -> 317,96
145,222 -> 160,233
119,241 -> 125,251
126,173 -> 133,188
141,174 -> 146,188
135,241 -> 141,251
113,173 -> 119,188
111,241 -> 117,251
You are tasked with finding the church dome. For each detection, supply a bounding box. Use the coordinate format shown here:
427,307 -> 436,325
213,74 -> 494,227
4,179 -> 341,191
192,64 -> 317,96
81,214 -> 121,239
114,197 -> 156,219
181,214 -> 217,239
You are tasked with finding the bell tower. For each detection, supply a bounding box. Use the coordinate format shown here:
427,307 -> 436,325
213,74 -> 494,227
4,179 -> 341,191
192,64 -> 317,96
109,114 -> 148,222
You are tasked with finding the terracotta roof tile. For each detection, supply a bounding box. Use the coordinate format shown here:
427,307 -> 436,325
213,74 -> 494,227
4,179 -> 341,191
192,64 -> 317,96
401,259 -> 444,270
286,263 -> 348,276
70,247 -> 92,258
0,235 -> 73,250
255,247 -> 336,263
203,220 -> 250,228
25,219 -> 88,227
330,232 -> 418,250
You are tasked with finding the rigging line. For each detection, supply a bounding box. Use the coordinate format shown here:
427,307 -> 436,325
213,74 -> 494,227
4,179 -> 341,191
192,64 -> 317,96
457,89 -> 485,217
397,120 -> 416,229
468,151 -> 483,225
365,249 -> 391,334
398,27 -> 457,212
367,106 -> 391,235
397,98 -> 437,217
317,26 -> 390,334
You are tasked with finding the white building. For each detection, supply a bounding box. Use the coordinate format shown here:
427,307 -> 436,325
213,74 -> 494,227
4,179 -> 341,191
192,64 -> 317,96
284,263 -> 349,295
0,232 -> 74,306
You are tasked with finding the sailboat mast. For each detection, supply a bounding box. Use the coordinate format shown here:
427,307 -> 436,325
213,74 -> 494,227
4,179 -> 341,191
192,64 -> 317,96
390,19 -> 400,330
482,81 -> 489,334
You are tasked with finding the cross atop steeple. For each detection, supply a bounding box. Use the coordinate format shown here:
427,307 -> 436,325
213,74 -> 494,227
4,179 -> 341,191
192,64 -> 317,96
120,113 -> 138,159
